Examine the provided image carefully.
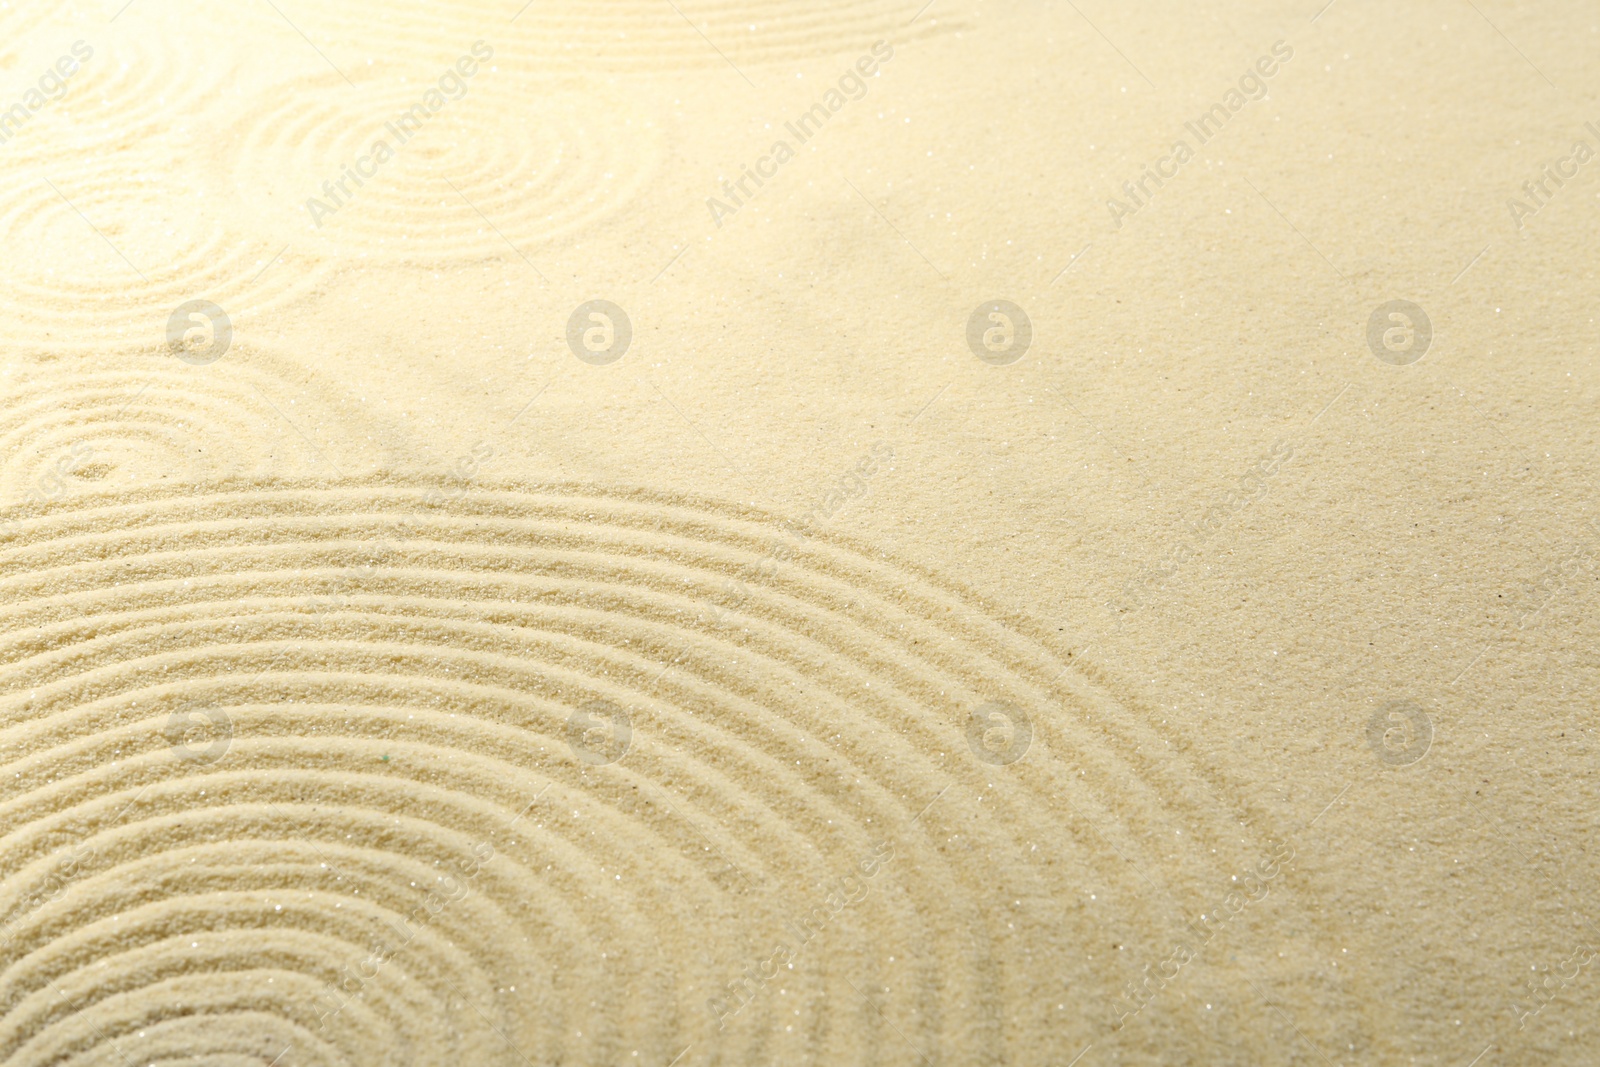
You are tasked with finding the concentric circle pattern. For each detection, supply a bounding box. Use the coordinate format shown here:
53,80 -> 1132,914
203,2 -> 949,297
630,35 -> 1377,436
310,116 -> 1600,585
0,482 -> 1352,1065
279,0 -> 969,71
226,72 -> 660,264
0,157 -> 327,353
0,0 -> 71,60
0,348 -> 393,501
5,29 -> 234,163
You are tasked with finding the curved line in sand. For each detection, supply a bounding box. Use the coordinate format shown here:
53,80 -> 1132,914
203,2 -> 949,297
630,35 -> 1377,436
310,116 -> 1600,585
0,161 -> 329,354
0,481 -> 1354,1063
282,1 -> 968,71
225,73 -> 661,265
0,2 -> 71,60
0,353 -> 396,496
4,32 -> 235,166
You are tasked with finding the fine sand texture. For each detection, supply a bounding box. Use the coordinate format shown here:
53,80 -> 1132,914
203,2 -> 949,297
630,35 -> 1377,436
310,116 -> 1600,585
2,2 -> 1599,1065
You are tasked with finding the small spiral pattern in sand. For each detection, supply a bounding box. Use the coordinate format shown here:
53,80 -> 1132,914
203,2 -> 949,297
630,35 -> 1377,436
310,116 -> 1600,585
0,349 -> 393,503
0,157 -> 327,354
3,29 -> 234,165
0,0 -> 71,60
225,71 -> 660,265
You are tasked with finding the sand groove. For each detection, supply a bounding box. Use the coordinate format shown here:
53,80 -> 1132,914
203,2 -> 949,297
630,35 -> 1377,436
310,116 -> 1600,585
0,1 -> 69,59
0,349 -> 393,502
274,0 -> 969,71
224,73 -> 660,263
0,158 -> 327,353
0,481 -> 1343,1065
6,31 -> 233,164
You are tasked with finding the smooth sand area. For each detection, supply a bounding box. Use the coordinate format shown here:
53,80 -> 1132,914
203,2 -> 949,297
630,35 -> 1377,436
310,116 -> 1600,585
1,2 -> 1597,1064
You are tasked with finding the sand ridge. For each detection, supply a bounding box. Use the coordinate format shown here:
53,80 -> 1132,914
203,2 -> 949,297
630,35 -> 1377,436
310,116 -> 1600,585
281,0 -> 968,72
0,154 -> 330,353
226,67 -> 664,265
1,0 -> 1597,1063
0,479 -> 1367,1063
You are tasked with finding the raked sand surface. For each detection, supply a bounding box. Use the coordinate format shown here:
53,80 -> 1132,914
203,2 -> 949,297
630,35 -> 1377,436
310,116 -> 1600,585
1,1 -> 1599,1065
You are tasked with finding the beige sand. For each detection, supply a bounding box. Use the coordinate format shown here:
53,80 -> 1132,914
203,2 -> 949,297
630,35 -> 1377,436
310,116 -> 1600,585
1,1 -> 1597,1064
